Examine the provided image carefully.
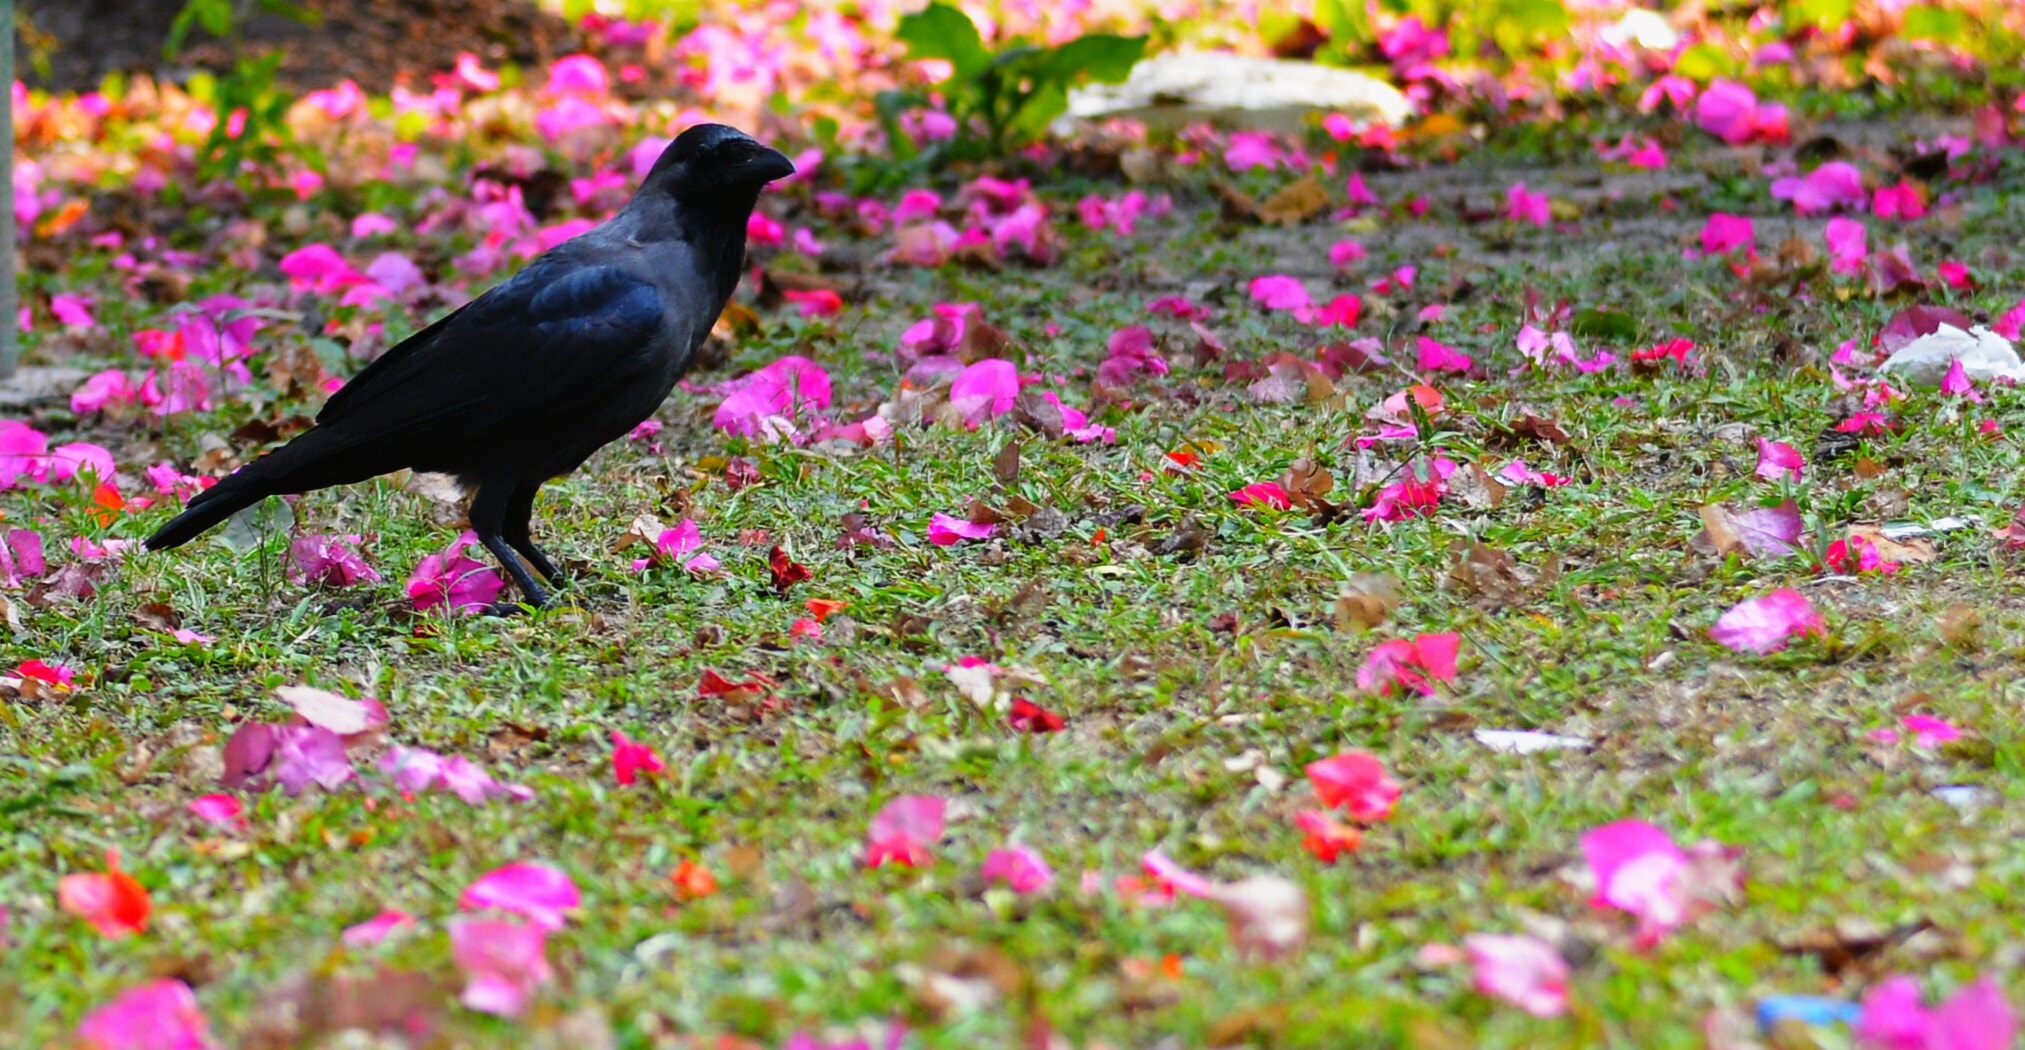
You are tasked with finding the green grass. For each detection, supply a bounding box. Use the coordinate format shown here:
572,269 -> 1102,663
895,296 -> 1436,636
6,131 -> 2025,1048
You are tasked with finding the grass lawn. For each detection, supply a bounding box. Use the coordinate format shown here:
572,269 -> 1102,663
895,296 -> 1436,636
5,49 -> 2025,1049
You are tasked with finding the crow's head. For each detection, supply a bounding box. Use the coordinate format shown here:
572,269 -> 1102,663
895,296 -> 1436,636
645,124 -> 795,202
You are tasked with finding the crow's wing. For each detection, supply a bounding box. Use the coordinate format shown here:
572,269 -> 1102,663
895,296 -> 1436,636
314,256 -> 675,448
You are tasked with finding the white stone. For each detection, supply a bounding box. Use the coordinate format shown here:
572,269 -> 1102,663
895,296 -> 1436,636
1064,52 -> 1412,133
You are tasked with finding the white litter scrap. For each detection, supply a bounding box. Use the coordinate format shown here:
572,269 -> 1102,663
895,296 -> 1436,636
1878,324 -> 2025,388
1064,53 -> 1413,133
1880,517 -> 1972,541
1473,729 -> 1593,755
1931,785 -> 1990,812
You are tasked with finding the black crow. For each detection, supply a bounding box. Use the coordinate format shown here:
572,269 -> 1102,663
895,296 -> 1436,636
145,123 -> 795,610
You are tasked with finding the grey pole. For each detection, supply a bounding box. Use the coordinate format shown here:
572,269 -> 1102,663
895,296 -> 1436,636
0,0 -> 16,380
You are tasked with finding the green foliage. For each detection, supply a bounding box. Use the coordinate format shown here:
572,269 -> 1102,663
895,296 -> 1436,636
880,2 -> 1145,163
188,53 -> 300,188
1901,4 -> 1970,43
165,0 -> 322,59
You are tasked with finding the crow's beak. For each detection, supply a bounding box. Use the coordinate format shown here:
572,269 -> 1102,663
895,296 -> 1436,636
739,146 -> 796,185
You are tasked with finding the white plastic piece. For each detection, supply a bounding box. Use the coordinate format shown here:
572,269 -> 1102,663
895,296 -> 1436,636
1878,324 -> 2025,388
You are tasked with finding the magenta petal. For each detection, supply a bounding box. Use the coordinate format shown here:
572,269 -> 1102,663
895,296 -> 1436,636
1856,975 -> 1933,1049
947,359 -> 1020,425
1465,933 -> 1570,1017
927,512 -> 996,546
1931,976 -> 2016,1050
272,726 -> 355,796
1709,588 -> 1824,654
341,909 -> 417,946
460,862 -> 580,929
981,845 -> 1054,893
869,795 -> 946,846
449,917 -> 552,1018
76,978 -> 215,1050
1141,850 -> 1215,899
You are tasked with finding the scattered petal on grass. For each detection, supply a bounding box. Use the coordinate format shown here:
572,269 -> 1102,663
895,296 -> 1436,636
186,794 -> 244,828
58,850 -> 150,938
1293,809 -> 1362,862
1007,697 -> 1065,732
1465,934 -> 1570,1017
278,685 -> 386,736
1710,589 -> 1825,654
611,730 -> 665,784
927,512 -> 995,545
1754,439 -> 1805,482
449,917 -> 552,1018
982,845 -> 1055,893
287,533 -> 379,586
76,978 -> 213,1050
341,909 -> 417,946
1304,751 -> 1402,821
460,862 -> 580,930
1356,632 -> 1459,696
865,795 -> 946,869
1227,481 -> 1292,509
1581,820 -> 1741,946
1857,974 -> 2016,1050
670,860 -> 719,899
406,532 -> 506,614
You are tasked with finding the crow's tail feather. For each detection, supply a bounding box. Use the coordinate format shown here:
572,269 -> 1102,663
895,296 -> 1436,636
144,428 -> 388,550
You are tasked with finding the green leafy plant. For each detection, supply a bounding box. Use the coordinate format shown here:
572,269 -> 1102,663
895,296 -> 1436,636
880,2 -> 1145,162
166,0 -> 322,59
187,53 -> 298,187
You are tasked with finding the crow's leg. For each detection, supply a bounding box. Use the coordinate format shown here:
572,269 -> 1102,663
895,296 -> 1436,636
502,481 -> 563,583
469,480 -> 549,612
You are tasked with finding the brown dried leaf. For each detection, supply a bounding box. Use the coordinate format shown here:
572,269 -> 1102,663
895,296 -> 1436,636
133,601 -> 182,633
1276,459 -> 1335,509
1214,180 -> 1263,223
1448,462 -> 1507,510
1332,573 -> 1400,631
1258,173 -> 1329,225
993,441 -> 1021,486
1010,390 -> 1065,438
1846,524 -> 1936,564
1937,604 -> 1981,651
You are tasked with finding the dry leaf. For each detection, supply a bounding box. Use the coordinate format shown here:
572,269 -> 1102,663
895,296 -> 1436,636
1332,573 -> 1400,631
1846,523 -> 1935,564
994,441 -> 1021,486
1447,462 -> 1507,510
1276,459 -> 1335,508
1258,173 -> 1329,225
1207,875 -> 1309,960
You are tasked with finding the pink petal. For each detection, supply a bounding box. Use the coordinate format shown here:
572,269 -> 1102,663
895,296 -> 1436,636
927,512 -> 996,546
1753,439 -> 1805,482
185,794 -> 243,828
981,845 -> 1055,893
1465,934 -> 1570,1016
1931,977 -> 2016,1050
1226,481 -> 1292,510
1709,588 -> 1824,654
460,862 -> 580,930
341,909 -> 416,946
947,359 -> 1020,425
1247,275 -> 1312,311
1305,750 -> 1403,821
1140,850 -> 1216,899
76,979 -> 214,1050
449,917 -> 552,1018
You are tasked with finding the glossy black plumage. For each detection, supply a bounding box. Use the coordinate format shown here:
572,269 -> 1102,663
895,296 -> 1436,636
145,123 -> 795,608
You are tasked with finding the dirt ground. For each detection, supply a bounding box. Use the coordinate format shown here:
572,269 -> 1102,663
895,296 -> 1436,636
18,0 -> 585,93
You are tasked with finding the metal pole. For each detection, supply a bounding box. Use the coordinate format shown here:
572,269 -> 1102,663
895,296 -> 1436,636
0,0 -> 16,380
